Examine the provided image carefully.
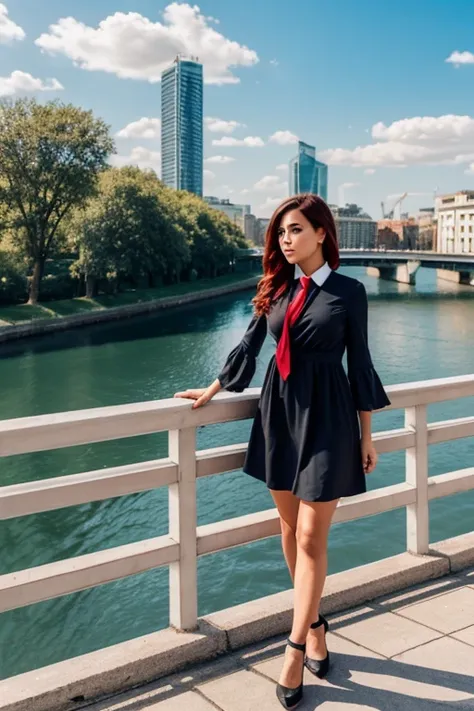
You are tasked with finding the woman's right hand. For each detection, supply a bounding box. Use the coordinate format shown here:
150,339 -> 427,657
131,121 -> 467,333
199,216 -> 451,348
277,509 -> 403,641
173,380 -> 220,409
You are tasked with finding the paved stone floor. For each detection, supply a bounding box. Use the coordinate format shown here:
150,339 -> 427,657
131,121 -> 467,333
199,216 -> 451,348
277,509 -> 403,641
91,568 -> 474,711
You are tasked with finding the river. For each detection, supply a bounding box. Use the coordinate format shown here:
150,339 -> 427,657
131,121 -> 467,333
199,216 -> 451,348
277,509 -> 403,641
0,266 -> 473,678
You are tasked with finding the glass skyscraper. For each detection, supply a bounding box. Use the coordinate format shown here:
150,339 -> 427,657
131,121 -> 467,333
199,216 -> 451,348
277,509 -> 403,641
161,56 -> 203,196
289,141 -> 328,201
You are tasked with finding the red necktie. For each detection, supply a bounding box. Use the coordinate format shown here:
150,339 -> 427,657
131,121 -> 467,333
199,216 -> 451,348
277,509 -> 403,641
276,275 -> 312,381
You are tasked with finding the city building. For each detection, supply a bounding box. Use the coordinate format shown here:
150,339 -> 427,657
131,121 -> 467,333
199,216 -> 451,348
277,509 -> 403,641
435,191 -> 474,253
377,218 -> 419,250
161,56 -> 203,196
331,204 -> 376,249
204,197 -> 251,231
256,218 -> 270,246
289,141 -> 328,200
244,213 -> 259,243
336,217 -> 377,249
417,208 -> 437,251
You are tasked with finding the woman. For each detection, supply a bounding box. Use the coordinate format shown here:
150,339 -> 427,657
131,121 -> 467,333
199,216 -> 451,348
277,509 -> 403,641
174,193 -> 391,709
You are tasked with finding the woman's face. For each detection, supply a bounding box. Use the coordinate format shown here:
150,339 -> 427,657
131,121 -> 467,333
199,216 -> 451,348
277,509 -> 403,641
277,209 -> 325,265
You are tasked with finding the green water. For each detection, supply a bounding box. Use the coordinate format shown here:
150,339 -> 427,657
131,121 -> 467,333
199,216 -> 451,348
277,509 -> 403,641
0,267 -> 473,679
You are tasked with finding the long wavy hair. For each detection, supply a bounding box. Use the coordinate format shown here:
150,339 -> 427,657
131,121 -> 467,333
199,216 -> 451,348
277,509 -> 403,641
252,193 -> 340,316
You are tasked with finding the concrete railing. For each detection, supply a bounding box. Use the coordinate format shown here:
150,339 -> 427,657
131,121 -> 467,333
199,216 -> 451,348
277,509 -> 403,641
1,374 -> 474,633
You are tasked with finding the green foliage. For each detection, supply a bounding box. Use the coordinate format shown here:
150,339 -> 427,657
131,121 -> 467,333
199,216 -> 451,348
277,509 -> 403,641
39,260 -> 77,302
0,98 -> 114,303
71,167 -> 246,293
0,250 -> 28,304
0,98 -> 247,306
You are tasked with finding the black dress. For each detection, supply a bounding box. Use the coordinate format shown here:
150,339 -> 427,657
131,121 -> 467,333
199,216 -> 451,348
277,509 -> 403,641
217,269 -> 391,502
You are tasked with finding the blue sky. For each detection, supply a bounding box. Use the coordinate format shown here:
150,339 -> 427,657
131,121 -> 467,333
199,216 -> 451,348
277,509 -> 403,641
1,0 -> 474,218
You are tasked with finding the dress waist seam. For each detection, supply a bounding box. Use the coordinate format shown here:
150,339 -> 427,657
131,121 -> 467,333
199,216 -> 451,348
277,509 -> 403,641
270,351 -> 343,365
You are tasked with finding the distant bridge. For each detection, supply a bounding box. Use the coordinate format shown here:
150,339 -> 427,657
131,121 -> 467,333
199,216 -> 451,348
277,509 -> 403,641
235,248 -> 474,286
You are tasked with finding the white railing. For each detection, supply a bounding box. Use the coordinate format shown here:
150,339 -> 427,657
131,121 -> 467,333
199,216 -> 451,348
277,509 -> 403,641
1,374 -> 474,631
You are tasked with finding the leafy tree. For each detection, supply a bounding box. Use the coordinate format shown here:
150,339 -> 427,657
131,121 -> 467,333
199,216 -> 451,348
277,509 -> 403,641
72,167 -> 246,296
338,203 -> 372,219
165,189 -> 247,279
0,98 -> 114,303
0,249 -> 28,304
72,167 -> 190,295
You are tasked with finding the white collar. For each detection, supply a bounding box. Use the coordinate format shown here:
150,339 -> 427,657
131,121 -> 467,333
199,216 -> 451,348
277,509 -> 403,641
294,261 -> 332,287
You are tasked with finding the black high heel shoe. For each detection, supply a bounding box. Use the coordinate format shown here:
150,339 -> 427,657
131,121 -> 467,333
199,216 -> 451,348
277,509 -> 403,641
304,614 -> 330,678
276,638 -> 306,709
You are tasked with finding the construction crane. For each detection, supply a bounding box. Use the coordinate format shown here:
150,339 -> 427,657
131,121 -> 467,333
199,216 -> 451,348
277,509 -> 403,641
381,192 -> 408,219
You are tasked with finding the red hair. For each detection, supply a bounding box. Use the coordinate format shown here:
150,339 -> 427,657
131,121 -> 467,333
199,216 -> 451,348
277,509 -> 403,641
252,193 -> 340,315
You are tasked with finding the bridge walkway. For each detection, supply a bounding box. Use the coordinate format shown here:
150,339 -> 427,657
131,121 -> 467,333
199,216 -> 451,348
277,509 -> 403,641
90,567 -> 474,711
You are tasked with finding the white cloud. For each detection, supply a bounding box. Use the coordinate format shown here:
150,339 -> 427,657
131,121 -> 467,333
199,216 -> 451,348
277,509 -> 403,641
212,136 -> 264,147
269,130 -> 298,146
339,182 -> 360,189
0,3 -> 25,43
204,155 -> 235,164
364,168 -> 376,175
204,116 -> 244,133
116,117 -> 160,139
370,115 -> 474,143
254,175 -> 288,192
276,163 -> 288,172
35,3 -> 258,86
110,146 -> 161,172
446,51 -> 474,67
258,195 -> 285,216
203,168 -> 215,180
320,114 -> 474,167
269,58 -> 279,67
0,70 -> 63,97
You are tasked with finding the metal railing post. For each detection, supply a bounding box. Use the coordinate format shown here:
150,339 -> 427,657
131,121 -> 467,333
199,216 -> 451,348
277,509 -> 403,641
168,426 -> 198,630
405,405 -> 429,554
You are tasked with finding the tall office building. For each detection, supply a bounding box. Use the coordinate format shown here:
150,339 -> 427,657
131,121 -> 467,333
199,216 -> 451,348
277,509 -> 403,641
289,141 -> 328,201
161,56 -> 203,196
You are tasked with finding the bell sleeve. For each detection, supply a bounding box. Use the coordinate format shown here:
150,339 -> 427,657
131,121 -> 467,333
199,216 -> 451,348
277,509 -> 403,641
217,312 -> 268,392
345,281 -> 391,411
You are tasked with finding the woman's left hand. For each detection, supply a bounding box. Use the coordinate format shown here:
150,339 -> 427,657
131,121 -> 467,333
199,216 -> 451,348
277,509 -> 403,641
361,439 -> 377,474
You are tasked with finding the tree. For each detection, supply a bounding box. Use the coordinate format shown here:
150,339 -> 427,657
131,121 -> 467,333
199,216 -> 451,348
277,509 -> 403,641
72,167 -> 190,295
164,189 -> 247,279
0,99 -> 114,304
338,203 -> 372,219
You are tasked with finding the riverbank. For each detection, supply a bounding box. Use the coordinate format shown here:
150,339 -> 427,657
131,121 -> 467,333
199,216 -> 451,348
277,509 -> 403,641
0,272 -> 261,343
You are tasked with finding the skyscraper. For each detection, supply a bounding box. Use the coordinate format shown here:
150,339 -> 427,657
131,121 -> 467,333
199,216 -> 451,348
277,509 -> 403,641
161,56 -> 203,196
289,141 -> 328,201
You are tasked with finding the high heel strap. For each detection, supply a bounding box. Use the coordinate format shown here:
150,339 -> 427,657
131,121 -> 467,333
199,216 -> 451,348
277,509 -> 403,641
287,637 -> 306,652
310,614 -> 328,630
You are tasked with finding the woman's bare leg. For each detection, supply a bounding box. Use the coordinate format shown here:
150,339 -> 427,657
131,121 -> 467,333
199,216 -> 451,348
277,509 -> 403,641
278,498 -> 339,688
269,489 -> 300,582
